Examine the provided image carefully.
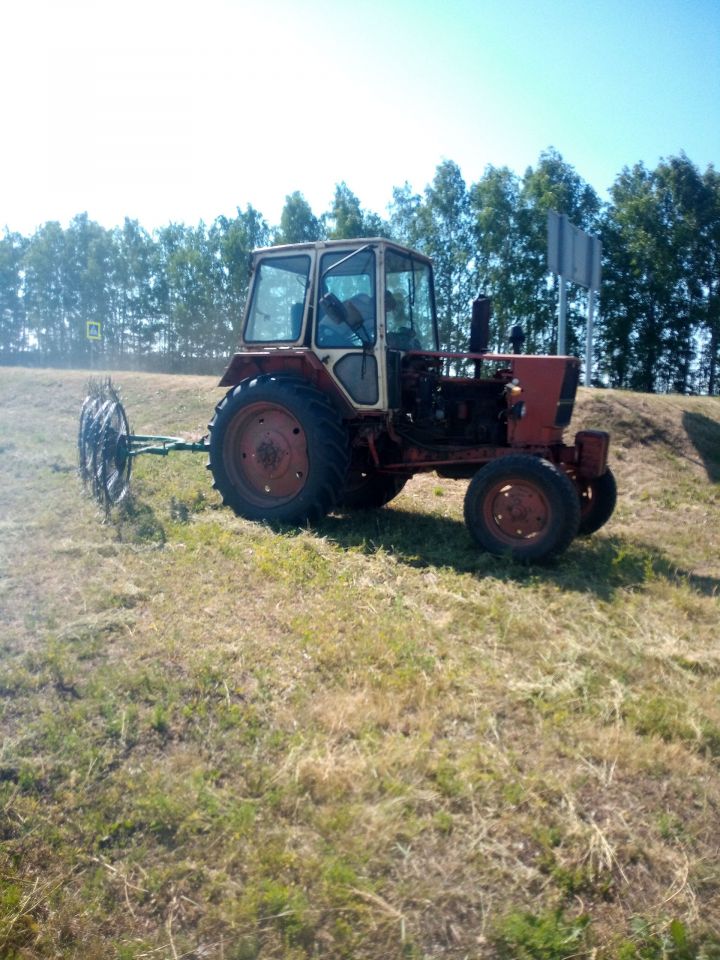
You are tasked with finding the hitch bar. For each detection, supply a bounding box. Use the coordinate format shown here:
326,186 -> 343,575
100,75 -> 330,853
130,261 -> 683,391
125,435 -> 208,457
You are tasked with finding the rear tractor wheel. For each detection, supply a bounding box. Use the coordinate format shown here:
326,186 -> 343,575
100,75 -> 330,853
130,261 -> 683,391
207,376 -> 350,524
464,455 -> 580,562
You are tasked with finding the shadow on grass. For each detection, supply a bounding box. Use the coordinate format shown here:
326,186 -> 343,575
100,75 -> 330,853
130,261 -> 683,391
315,508 -> 720,601
115,497 -> 167,545
683,411 -> 720,483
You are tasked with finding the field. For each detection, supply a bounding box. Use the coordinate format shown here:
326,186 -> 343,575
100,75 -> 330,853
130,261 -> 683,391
1,366 -> 719,959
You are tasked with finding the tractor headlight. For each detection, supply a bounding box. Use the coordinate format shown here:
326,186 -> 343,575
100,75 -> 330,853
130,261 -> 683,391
505,380 -> 524,417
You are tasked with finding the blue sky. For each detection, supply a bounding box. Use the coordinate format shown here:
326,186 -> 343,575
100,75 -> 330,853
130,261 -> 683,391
1,0 -> 718,234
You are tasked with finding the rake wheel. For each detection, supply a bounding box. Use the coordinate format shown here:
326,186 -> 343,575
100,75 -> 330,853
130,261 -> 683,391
78,379 -> 132,510
78,390 -> 105,487
95,397 -> 132,509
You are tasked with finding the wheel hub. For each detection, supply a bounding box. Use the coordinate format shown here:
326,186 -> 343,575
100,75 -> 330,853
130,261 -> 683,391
488,481 -> 549,540
255,433 -> 289,474
225,403 -> 309,503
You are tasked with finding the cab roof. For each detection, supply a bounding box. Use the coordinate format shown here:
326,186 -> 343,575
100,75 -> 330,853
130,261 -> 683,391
252,237 -> 432,265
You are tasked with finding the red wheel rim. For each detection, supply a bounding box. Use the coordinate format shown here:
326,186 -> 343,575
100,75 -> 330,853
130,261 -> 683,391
224,402 -> 308,506
482,477 -> 551,545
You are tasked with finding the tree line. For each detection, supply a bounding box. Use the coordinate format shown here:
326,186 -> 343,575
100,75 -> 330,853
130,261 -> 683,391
1,149 -> 718,393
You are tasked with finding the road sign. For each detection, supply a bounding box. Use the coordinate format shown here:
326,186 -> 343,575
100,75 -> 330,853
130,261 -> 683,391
547,212 -> 602,382
547,212 -> 601,290
86,321 -> 102,340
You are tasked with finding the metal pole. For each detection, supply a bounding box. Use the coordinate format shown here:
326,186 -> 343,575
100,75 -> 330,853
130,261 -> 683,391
558,274 -> 567,355
585,288 -> 596,387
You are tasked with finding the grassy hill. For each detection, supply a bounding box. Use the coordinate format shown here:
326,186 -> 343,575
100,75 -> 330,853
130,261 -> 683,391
1,367 -> 719,959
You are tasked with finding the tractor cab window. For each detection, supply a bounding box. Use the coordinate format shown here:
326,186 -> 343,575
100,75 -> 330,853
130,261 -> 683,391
316,248 -> 376,348
244,255 -> 310,343
384,251 -> 438,351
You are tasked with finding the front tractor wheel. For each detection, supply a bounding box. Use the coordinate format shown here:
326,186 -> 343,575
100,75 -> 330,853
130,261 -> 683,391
208,376 -> 349,525
464,456 -> 580,562
576,467 -> 617,536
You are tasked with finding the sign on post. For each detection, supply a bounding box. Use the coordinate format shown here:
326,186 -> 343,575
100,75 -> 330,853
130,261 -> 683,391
86,321 -> 102,340
547,213 -> 601,289
547,212 -> 601,384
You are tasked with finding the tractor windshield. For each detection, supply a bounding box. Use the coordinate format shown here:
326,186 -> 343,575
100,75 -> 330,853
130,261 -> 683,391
244,255 -> 311,343
384,251 -> 438,351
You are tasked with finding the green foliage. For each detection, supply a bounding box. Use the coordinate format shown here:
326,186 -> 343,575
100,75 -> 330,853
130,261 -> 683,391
469,148 -> 602,356
0,229 -> 27,354
2,151 -> 719,394
625,694 -> 697,743
600,155 -> 720,393
616,917 -> 720,959
491,908 -> 590,959
275,191 -> 324,244
12,206 -> 269,370
405,160 -> 475,352
325,181 -> 387,240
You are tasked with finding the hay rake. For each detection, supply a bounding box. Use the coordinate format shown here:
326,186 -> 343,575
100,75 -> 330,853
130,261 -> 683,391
78,379 -> 206,511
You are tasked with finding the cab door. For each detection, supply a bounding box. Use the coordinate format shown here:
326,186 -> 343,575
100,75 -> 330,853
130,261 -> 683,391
313,246 -> 385,411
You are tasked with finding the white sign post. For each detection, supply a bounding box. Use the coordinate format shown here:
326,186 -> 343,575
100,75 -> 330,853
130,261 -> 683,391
547,212 -> 602,384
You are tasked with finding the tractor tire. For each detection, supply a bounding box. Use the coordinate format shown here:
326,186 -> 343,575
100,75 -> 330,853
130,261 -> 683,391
207,376 -> 349,525
576,467 -> 617,536
464,455 -> 580,563
341,471 -> 408,510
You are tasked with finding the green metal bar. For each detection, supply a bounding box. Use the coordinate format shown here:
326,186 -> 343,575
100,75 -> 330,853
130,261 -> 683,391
129,434 -> 187,443
126,435 -> 207,458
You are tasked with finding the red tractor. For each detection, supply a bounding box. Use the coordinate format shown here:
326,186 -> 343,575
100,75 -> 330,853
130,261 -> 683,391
203,238 -> 615,562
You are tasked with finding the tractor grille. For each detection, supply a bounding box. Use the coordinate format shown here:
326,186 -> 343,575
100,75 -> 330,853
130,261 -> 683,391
555,361 -> 580,427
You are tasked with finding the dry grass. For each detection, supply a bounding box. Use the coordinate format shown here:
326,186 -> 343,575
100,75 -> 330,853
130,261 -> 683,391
0,367 -> 719,959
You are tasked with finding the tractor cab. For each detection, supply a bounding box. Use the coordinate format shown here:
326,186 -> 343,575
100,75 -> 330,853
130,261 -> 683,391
230,239 -> 438,412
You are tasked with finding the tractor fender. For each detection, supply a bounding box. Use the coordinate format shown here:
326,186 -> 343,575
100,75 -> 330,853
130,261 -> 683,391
574,429 -> 610,478
218,349 -> 355,419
